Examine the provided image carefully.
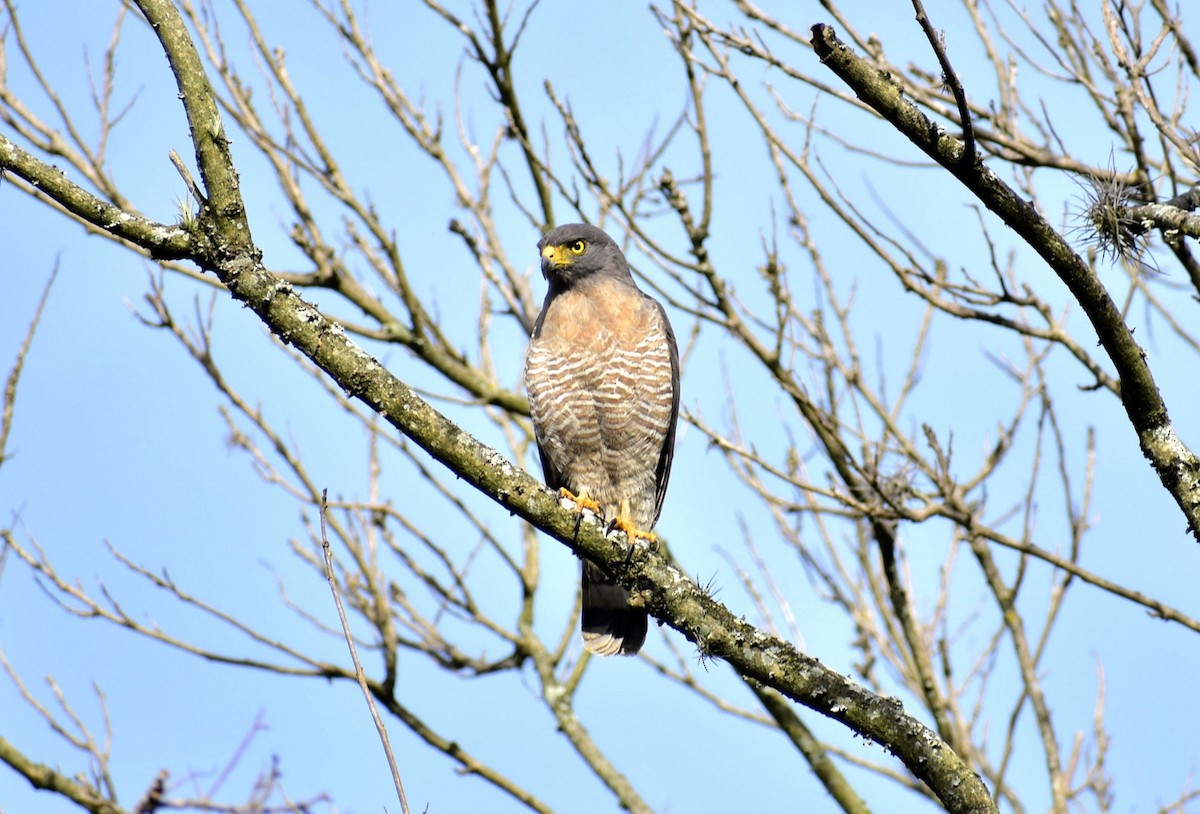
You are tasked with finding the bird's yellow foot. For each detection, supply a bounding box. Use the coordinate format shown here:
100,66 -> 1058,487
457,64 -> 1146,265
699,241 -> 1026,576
610,498 -> 657,545
610,513 -> 657,543
558,487 -> 602,516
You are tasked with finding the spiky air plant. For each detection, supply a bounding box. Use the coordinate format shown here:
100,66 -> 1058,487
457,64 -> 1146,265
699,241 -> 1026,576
1080,171 -> 1151,265
174,193 -> 198,234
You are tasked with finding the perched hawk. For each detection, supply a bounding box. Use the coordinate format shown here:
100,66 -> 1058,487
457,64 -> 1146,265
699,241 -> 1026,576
525,223 -> 680,656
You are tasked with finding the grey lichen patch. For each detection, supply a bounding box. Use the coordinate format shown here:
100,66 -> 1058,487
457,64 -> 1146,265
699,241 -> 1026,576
1145,424 -> 1200,492
104,211 -> 132,229
1143,421 -> 1193,462
828,698 -> 851,715
343,338 -> 376,363
152,224 -> 189,243
746,628 -> 775,651
1141,422 -> 1200,537
292,303 -> 323,325
479,447 -> 518,481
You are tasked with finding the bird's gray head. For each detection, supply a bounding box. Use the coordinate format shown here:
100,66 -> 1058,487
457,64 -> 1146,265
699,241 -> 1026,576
537,223 -> 634,290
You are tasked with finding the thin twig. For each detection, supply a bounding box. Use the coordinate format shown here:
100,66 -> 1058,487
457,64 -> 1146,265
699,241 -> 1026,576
910,0 -> 976,165
169,148 -> 207,205
1,263 -> 58,469
321,489 -> 410,814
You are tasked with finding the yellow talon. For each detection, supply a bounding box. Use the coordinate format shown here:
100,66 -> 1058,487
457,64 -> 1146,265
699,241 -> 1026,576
558,487 -> 602,516
611,498 -> 657,543
612,515 -> 657,543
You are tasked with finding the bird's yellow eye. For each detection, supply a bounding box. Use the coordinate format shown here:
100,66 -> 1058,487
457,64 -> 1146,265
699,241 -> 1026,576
568,239 -> 586,255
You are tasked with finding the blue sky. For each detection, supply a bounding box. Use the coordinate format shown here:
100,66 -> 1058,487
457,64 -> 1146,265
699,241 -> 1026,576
3,2 -> 1200,813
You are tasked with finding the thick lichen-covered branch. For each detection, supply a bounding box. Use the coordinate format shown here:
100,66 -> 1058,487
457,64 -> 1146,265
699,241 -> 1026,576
0,135 -> 193,258
0,735 -> 123,814
135,0 -> 248,249
811,22 -> 1200,541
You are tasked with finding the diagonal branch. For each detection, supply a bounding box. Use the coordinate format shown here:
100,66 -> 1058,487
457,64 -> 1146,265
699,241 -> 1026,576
0,134 -> 192,258
0,734 -> 124,814
910,0 -> 975,165
811,22 -> 1200,542
135,0 -> 246,247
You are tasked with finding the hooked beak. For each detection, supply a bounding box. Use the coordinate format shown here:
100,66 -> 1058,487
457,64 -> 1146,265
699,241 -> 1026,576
540,243 -> 573,277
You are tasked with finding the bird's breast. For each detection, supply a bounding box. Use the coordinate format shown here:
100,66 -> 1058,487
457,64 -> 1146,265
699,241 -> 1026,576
532,280 -> 654,349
